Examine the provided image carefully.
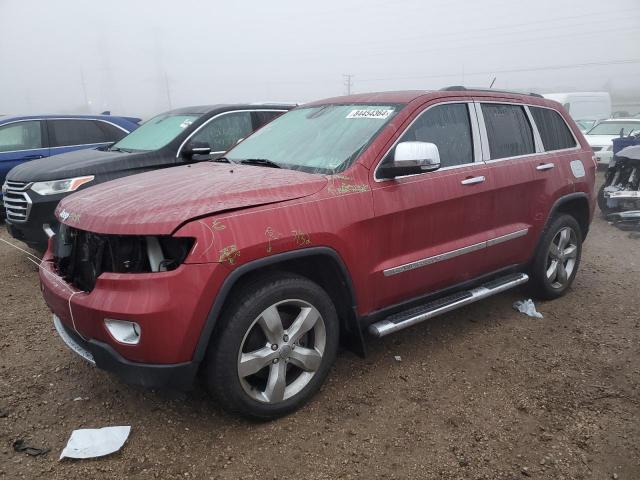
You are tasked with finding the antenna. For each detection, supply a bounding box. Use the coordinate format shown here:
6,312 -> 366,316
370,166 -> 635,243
489,77 -> 497,88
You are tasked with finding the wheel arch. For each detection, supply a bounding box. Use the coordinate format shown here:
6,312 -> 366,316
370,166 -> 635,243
547,192 -> 591,239
192,247 -> 365,364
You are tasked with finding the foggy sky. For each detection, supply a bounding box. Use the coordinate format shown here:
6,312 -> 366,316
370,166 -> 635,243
1,0 -> 639,117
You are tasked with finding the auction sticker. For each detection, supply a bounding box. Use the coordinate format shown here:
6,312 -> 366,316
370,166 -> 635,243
346,109 -> 394,119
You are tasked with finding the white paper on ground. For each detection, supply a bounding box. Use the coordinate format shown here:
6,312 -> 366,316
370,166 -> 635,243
60,426 -> 131,460
513,299 -> 543,319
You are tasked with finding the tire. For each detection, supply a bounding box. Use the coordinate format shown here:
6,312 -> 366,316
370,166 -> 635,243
597,183 -> 613,215
529,214 -> 583,300
204,273 -> 339,420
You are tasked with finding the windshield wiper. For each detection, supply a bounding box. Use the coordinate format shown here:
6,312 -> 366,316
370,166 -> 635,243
109,146 -> 133,153
211,156 -> 230,163
239,158 -> 281,168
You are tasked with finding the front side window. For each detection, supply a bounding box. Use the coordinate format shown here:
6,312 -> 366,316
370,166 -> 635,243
530,107 -> 577,151
0,121 -> 42,152
481,104 -> 535,160
111,113 -> 200,152
253,110 -> 285,130
50,119 -> 116,147
225,104 -> 402,174
384,103 -> 474,169
191,112 -> 253,152
586,121 -> 640,136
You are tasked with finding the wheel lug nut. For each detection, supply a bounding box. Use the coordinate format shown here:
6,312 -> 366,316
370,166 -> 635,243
283,334 -> 289,342
271,344 -> 278,351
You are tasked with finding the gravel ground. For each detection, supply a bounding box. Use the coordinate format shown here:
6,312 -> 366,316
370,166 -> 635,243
1,179 -> 639,479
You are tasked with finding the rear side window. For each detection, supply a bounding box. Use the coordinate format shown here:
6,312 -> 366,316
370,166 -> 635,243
253,111 -> 285,130
481,104 -> 535,160
392,103 -> 474,168
529,107 -> 577,151
49,119 -> 111,147
0,121 -> 43,152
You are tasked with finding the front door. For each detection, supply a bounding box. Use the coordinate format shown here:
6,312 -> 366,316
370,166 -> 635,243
368,100 -> 494,310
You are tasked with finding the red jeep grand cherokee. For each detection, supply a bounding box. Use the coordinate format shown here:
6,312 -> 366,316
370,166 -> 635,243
40,88 -> 596,419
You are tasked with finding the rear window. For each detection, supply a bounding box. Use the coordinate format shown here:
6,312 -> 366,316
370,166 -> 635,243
481,104 -> 535,160
530,107 -> 577,151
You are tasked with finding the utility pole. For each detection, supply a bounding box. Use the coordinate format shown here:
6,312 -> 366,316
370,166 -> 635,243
343,74 -> 354,96
164,72 -> 173,109
80,68 -> 90,112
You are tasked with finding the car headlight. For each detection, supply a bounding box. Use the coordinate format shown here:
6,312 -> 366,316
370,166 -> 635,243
30,176 -> 95,196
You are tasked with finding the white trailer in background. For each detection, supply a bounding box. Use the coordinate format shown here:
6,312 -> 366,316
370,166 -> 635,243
543,92 -> 611,123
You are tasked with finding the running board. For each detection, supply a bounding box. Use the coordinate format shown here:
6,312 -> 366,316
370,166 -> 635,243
368,272 -> 529,338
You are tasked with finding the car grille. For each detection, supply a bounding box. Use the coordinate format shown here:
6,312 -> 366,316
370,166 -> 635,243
2,181 -> 32,222
591,146 -> 603,152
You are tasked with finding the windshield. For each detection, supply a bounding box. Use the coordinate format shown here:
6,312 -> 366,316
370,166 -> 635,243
111,113 -> 200,152
225,104 -> 402,174
587,121 -> 640,136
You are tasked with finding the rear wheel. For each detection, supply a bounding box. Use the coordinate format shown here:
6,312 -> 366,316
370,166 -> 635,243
205,274 -> 339,419
529,214 -> 582,300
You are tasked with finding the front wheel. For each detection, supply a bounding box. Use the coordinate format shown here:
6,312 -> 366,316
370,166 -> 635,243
205,274 -> 339,420
529,214 -> 583,300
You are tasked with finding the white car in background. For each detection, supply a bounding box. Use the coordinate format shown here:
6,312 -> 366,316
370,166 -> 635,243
584,119 -> 640,166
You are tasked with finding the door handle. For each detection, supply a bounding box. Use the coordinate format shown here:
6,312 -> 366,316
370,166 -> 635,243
461,175 -> 485,185
536,163 -> 555,171
22,155 -> 45,160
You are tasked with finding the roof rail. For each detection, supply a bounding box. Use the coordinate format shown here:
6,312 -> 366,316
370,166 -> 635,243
440,86 -> 543,98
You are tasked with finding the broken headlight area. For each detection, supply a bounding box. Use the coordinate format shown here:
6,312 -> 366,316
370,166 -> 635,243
53,224 -> 194,292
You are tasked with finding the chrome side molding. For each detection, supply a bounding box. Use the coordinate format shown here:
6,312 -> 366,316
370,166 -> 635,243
383,228 -> 528,277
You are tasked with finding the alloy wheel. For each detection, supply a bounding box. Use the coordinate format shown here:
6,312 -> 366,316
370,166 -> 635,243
237,299 -> 326,404
545,226 -> 578,289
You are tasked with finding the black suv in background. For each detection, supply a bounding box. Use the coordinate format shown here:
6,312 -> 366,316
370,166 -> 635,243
3,104 -> 292,251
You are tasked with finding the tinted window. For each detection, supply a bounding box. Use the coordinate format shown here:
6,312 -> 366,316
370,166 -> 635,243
481,104 -> 535,160
529,107 -> 577,151
253,110 -> 285,130
49,119 -> 110,147
0,121 -> 43,152
192,112 -> 253,152
95,121 -> 128,142
390,103 -> 474,168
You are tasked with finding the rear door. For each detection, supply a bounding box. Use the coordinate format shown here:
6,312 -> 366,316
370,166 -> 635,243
369,100 -> 495,309
475,101 -> 544,271
0,120 -> 49,185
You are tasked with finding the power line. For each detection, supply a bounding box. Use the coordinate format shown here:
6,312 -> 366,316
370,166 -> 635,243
357,58 -> 640,84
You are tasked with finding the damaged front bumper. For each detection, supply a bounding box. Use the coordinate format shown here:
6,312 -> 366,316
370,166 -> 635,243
53,314 -> 197,389
39,252 -> 228,389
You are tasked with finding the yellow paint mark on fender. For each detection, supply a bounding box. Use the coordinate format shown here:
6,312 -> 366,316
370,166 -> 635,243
265,227 -> 281,253
292,229 -> 311,246
219,245 -> 240,265
212,220 -> 226,231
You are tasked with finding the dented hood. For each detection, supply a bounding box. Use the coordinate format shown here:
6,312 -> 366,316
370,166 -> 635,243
56,162 -> 327,235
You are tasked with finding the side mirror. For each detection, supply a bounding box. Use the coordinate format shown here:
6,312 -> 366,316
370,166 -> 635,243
379,141 -> 441,178
182,141 -> 211,159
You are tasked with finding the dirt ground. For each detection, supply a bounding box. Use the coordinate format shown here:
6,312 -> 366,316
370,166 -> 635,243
1,179 -> 639,479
